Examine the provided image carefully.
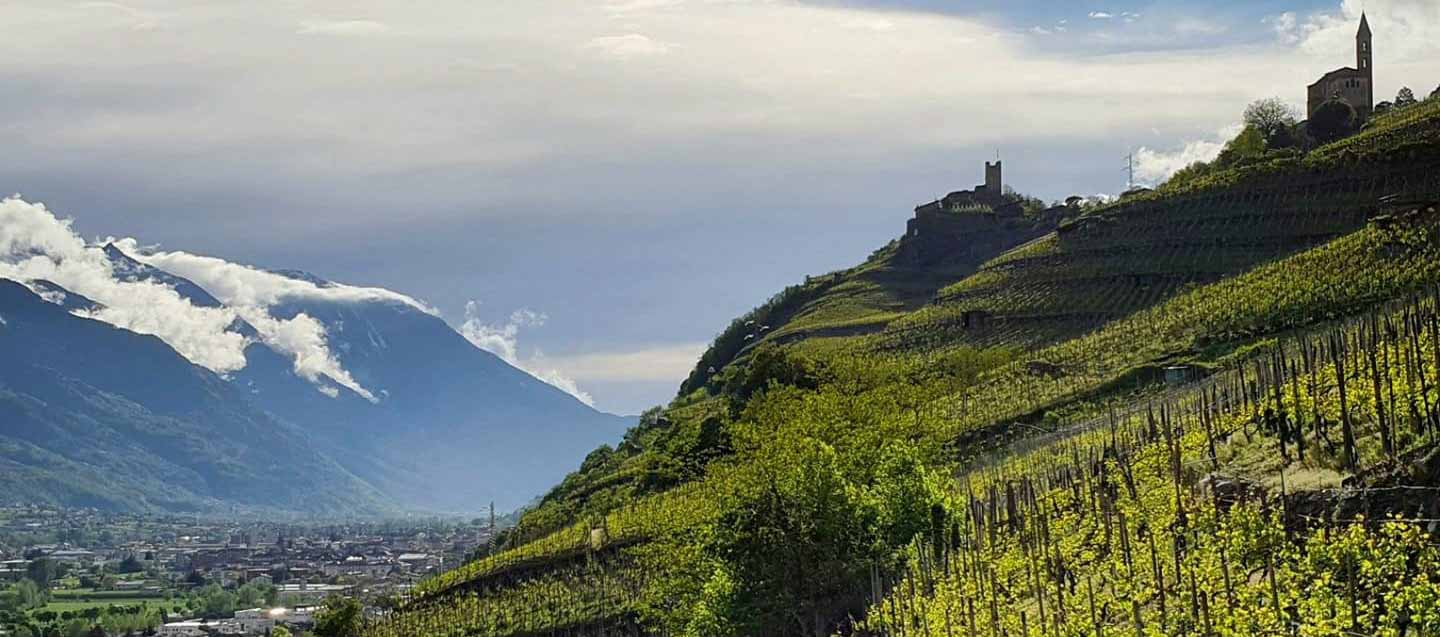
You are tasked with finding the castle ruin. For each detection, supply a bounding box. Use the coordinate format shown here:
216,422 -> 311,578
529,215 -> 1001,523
902,161 -> 1067,267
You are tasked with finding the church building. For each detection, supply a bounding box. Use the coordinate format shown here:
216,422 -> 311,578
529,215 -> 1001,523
1306,14 -> 1374,124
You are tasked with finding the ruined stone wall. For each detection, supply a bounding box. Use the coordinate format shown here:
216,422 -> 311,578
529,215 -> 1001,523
902,206 -> 1061,268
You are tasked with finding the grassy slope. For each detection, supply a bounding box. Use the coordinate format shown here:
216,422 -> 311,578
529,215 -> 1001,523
511,98 -> 1440,547
378,211 -> 1440,636
507,220 -> 1048,543
378,99 -> 1440,636
883,100 -> 1440,353
677,240 -> 992,395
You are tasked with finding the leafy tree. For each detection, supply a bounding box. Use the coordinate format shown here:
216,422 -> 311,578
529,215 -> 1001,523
701,437 -> 879,636
1430,85 -> 1440,100
718,343 -> 822,407
1214,126 -> 1267,167
1395,86 -> 1418,107
1243,98 -> 1298,148
235,581 -> 273,608
1308,98 -> 1358,144
1163,160 -> 1214,190
25,558 -> 58,589
13,579 -> 46,610
869,443 -> 940,548
194,584 -> 236,618
272,626 -> 292,637
312,596 -> 364,637
116,555 -> 143,574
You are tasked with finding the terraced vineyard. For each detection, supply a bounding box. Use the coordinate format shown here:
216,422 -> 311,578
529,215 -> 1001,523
368,98 -> 1440,636
864,288 -> 1440,636
886,100 -> 1440,351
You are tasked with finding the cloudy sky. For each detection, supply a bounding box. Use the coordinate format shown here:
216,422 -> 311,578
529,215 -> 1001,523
2,0 -> 1437,415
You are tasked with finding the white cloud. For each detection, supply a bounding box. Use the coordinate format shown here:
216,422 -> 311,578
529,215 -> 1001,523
117,243 -> 434,313
1266,12 -> 1301,45
298,20 -> 389,36
585,33 -> 672,58
1089,12 -> 1113,20
459,302 -> 595,407
242,309 -> 377,402
114,242 -> 439,403
0,196 -> 446,401
0,197 -> 250,372
1134,123 -> 1243,185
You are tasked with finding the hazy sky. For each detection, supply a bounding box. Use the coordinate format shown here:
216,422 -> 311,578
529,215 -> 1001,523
2,0 -> 1437,415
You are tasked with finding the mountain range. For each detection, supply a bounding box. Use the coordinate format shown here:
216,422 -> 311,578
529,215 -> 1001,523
0,233 -> 632,515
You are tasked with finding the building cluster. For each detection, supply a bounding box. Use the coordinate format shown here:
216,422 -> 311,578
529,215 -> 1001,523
1,505 -> 495,636
156,532 -> 445,588
156,606 -> 319,636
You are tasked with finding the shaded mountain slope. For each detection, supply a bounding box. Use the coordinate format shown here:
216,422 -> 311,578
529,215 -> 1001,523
250,282 -> 635,512
0,279 -> 388,514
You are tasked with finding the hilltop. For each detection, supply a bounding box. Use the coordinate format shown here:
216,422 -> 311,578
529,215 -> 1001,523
371,94 -> 1440,636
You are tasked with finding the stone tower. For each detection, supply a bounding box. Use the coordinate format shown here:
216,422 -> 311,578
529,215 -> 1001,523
1356,12 -> 1373,110
1306,14 -> 1375,123
985,161 -> 1002,194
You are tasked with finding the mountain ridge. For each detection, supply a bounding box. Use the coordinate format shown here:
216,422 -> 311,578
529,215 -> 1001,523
0,231 -> 634,514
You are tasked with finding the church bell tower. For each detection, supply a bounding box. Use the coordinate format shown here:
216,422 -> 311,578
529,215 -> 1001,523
1357,13 -> 1373,113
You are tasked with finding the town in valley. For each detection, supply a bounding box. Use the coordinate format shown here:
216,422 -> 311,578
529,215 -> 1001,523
0,506 -> 501,637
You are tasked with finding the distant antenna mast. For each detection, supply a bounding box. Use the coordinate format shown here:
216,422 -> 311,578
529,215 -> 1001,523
1124,152 -> 1136,190
488,501 -> 496,555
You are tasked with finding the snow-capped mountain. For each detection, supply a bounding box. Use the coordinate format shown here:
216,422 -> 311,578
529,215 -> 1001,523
0,198 -> 632,514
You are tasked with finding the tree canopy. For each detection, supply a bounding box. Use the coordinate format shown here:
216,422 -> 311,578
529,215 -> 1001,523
1243,98 -> 1298,148
1309,98 -> 1358,144
314,596 -> 365,637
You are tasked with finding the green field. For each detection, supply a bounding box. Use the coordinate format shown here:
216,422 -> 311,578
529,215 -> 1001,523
38,597 -> 161,613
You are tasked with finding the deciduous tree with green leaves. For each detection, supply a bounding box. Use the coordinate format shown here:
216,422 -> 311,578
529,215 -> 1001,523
1243,98 -> 1298,148
313,596 -> 364,637
1309,98 -> 1358,144
703,437 -> 877,636
1396,86 -> 1418,107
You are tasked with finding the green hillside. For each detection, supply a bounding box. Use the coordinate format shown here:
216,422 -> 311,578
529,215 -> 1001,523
367,96 -> 1440,636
